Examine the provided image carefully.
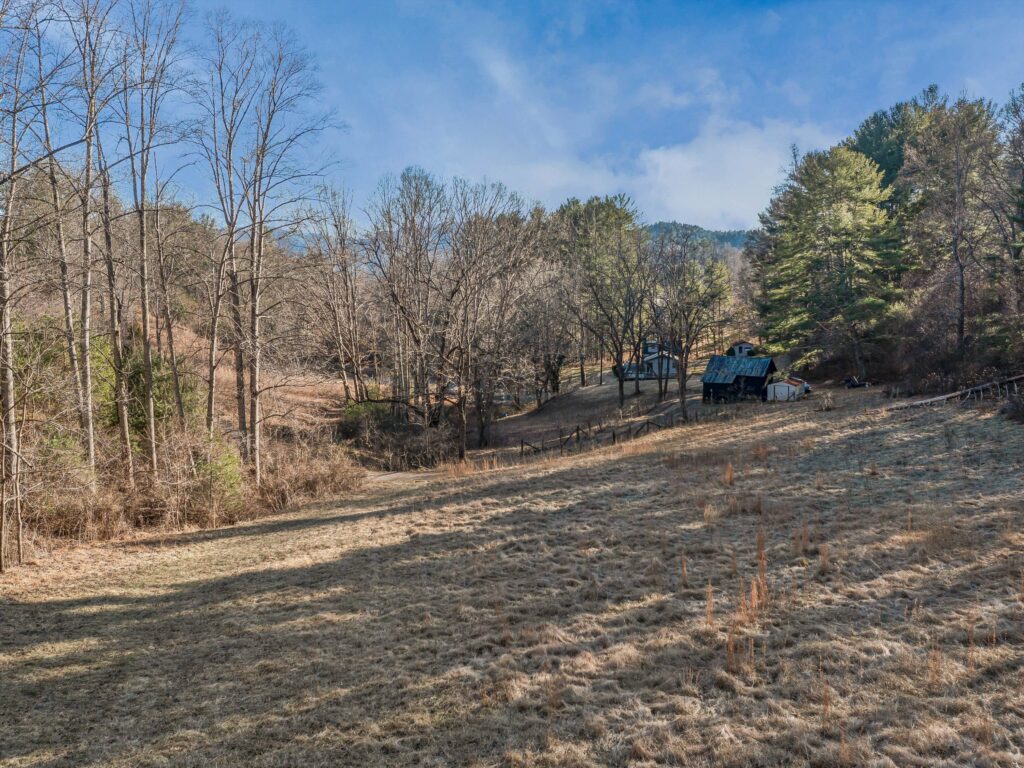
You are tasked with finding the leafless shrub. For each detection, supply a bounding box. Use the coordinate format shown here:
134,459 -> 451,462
359,419 -> 457,470
816,392 -> 835,412
259,435 -> 364,514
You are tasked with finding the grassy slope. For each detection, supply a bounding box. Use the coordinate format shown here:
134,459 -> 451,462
2,389 -> 1023,767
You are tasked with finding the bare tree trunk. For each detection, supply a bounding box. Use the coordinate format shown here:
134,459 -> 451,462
204,261 -> 225,438
40,76 -> 89,447
154,205 -> 185,424
136,204 -> 159,476
247,227 -> 262,485
0,203 -> 21,565
677,350 -> 690,422
615,352 -> 625,409
228,243 -> 247,455
99,165 -> 136,485
0,468 -> 5,573
955,250 -> 967,357
79,138 -> 97,491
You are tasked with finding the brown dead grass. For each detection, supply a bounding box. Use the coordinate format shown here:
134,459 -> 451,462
2,388 -> 1023,766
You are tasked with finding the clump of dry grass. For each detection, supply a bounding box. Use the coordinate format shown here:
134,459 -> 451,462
820,672 -> 832,728
723,461 -> 734,486
445,459 -> 474,479
724,494 -> 764,517
999,394 -> 1024,423
756,528 -> 769,600
702,500 -> 719,527
818,542 -> 830,574
793,522 -> 810,556
927,645 -> 944,690
923,522 -> 958,554
726,623 -> 739,672
943,422 -> 958,449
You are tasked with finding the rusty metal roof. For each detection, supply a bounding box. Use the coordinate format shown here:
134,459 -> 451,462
701,355 -> 777,384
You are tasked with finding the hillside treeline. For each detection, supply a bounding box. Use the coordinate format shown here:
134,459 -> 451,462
0,0 -> 734,565
4,0 -> 1022,568
745,85 -> 1024,388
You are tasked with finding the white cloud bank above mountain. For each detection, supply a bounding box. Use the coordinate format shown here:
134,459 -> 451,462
458,47 -> 838,230
497,115 -> 839,231
624,116 -> 839,230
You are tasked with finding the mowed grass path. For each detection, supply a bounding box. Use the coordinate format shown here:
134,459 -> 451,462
3,390 -> 1024,767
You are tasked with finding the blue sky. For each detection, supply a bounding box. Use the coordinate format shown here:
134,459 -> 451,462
185,0 -> 1024,230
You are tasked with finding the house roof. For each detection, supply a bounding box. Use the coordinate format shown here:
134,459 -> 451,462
642,350 -> 676,362
701,355 -> 777,384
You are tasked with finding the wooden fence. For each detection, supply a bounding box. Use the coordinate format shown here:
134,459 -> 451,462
515,397 -> 756,459
887,373 -> 1024,411
518,416 -> 675,457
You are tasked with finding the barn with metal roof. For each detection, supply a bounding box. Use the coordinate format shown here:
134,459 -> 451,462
701,355 -> 777,402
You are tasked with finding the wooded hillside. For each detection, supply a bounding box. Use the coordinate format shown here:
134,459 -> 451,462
0,1 -> 1022,571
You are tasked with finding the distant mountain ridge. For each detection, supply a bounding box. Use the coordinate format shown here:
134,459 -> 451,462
646,221 -> 751,250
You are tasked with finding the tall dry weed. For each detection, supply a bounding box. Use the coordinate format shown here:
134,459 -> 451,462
818,543 -> 830,575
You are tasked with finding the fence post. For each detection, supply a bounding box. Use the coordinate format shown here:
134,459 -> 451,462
612,430 -> 616,445
520,440 -> 524,457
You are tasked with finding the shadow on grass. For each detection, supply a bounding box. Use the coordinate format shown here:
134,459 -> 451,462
2,400 -> 1022,766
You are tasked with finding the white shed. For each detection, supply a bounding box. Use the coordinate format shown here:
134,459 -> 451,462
729,340 -> 755,357
766,379 -> 806,402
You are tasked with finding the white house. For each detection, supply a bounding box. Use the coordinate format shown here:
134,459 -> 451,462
624,350 -> 678,380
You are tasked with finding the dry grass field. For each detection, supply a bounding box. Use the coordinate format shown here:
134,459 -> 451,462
3,388 -> 1024,767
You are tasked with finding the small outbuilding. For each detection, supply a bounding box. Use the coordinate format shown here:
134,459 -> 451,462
766,378 -> 806,402
701,355 -> 777,402
727,340 -> 755,357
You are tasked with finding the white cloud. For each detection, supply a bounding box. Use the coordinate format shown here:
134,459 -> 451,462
345,31 -> 837,232
635,82 -> 694,110
623,116 -> 839,229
